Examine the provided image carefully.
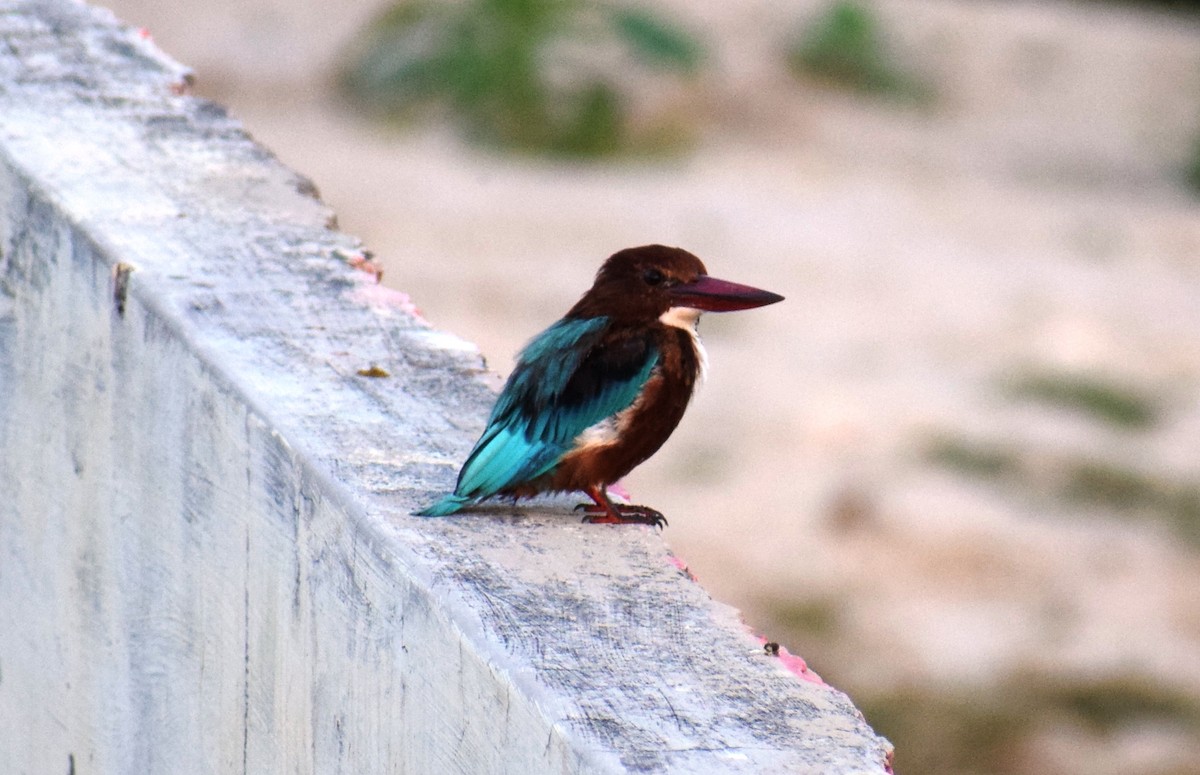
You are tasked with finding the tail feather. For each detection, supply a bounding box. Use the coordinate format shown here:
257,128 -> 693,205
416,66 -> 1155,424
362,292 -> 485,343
413,493 -> 474,517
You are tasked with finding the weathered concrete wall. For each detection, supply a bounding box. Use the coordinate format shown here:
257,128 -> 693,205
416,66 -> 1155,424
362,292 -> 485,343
0,1 -> 891,772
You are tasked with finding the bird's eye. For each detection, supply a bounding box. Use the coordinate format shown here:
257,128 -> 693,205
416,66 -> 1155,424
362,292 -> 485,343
643,268 -> 665,286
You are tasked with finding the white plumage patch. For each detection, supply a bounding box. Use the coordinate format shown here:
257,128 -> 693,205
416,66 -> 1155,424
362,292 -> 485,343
659,306 -> 708,383
575,413 -> 622,448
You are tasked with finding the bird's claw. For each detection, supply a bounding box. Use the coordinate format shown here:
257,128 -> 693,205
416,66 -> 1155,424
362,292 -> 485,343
576,502 -> 668,529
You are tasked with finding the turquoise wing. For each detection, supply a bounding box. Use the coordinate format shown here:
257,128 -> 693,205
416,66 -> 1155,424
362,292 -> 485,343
416,316 -> 659,515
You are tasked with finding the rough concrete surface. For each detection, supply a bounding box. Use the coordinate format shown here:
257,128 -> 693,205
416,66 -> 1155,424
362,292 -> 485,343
0,1 -> 890,773
87,0 -> 1200,772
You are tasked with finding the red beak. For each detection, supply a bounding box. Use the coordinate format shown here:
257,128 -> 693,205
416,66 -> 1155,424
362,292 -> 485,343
668,275 -> 784,312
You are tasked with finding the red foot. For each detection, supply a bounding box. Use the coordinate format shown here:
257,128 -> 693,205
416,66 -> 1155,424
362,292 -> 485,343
575,486 -> 667,528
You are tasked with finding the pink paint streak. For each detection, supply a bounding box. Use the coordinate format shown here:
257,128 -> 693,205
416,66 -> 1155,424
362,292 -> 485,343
757,635 -> 826,686
607,481 -> 632,501
665,554 -> 699,582
348,253 -> 384,283
351,281 -> 423,320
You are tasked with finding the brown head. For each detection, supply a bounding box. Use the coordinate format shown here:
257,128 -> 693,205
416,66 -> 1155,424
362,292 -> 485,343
567,245 -> 784,323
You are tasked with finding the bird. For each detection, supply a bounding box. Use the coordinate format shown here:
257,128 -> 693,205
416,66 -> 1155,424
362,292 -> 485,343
415,244 -> 784,526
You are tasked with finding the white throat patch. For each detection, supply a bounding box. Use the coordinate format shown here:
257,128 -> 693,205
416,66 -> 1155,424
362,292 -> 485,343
659,306 -> 701,331
659,306 -> 709,383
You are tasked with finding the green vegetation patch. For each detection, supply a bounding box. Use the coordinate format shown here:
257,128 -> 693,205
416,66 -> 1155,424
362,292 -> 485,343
1182,122 -> 1200,196
340,0 -> 704,158
924,434 -> 1022,481
786,0 -> 928,101
857,674 -> 1200,775
859,688 -> 1026,775
771,597 -> 840,637
1044,674 -> 1200,733
764,586 -> 1200,775
1006,370 -> 1160,430
923,433 -> 1200,546
1062,460 -> 1200,544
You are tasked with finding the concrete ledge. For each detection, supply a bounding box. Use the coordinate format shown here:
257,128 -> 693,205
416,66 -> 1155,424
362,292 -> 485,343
0,1 -> 891,772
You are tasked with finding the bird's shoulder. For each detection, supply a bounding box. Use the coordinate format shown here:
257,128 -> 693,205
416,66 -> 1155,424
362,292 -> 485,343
493,316 -> 660,420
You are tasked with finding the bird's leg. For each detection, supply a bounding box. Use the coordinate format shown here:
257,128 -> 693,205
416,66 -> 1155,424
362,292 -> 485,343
575,485 -> 668,528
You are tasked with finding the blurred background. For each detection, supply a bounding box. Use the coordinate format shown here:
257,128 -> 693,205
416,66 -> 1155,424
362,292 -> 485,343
97,0 -> 1200,772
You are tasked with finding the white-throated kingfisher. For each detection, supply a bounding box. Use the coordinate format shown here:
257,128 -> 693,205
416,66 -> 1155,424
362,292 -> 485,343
416,245 -> 784,526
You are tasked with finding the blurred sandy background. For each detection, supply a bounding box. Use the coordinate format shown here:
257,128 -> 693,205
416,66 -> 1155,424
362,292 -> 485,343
96,0 -> 1200,772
